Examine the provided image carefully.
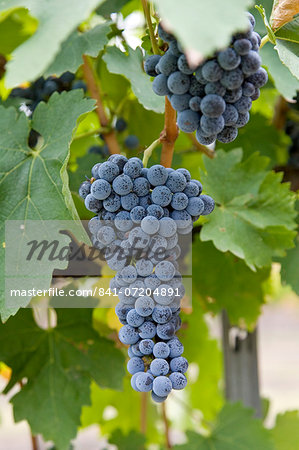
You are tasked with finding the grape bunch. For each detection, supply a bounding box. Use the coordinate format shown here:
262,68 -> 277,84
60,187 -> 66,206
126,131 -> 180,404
144,13 -> 268,145
79,156 -> 214,402
9,71 -> 85,115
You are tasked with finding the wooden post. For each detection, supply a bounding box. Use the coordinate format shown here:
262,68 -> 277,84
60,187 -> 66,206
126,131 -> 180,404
221,310 -> 262,417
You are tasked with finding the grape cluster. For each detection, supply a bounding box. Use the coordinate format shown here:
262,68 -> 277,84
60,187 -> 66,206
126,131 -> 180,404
144,13 -> 268,145
10,71 -> 85,115
79,156 -> 214,402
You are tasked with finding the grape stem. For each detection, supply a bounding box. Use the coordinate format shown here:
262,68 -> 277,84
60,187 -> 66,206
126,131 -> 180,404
142,138 -> 161,167
82,55 -> 120,154
160,97 -> 179,167
73,127 -> 110,141
141,0 -> 160,55
162,402 -> 171,448
259,35 -> 270,49
188,134 -> 215,158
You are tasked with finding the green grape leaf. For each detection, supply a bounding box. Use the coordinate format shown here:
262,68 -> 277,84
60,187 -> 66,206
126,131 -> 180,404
275,39 -> 299,80
96,0 -> 131,18
192,239 -> 270,328
280,231 -> 299,294
82,378 -> 161,444
275,16 -> 299,43
0,307 -> 125,450
216,112 -> 289,166
0,0 -> 104,87
45,22 -> 111,77
271,411 -> 299,450
174,403 -> 274,449
154,0 -> 253,58
200,149 -> 297,269
181,300 -> 223,420
109,429 -> 146,450
0,90 -> 95,321
103,46 -> 165,113
0,7 -> 37,55
261,43 -> 299,101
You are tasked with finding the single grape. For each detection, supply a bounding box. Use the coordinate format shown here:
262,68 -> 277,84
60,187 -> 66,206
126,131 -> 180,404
234,96 -> 252,114
72,80 -> 87,91
121,193 -> 139,211
223,87 -> 242,103
167,71 -> 191,95
171,192 -> 189,210
169,372 -> 187,390
91,162 -> 102,179
155,261 -> 175,281
118,325 -> 140,345
130,206 -> 146,223
217,126 -> 238,143
144,54 -> 161,76
159,217 -> 177,238
124,135 -> 140,150
88,216 -> 102,235
205,81 -> 226,97
139,194 -> 152,209
147,204 -> 164,219
170,210 -> 192,229
151,391 -> 168,403
141,216 -> 160,235
196,128 -> 216,145
166,171 -> 187,193
98,161 -> 119,182
133,177 -> 150,197
242,81 -> 255,97
200,94 -> 226,118
138,320 -> 157,339
246,68 -> 268,88
202,60 -> 223,82
223,104 -> 238,126
233,38 -> 252,55
79,180 -> 91,199
91,179 -> 112,200
170,356 -> 188,373
112,174 -> 133,196
171,93 -> 192,112
136,372 -> 154,392
200,194 -> 215,215
147,164 -> 168,186
189,96 -> 202,112
135,296 -> 155,317
115,303 -> 133,321
150,358 -> 169,376
152,74 -> 170,96
236,111 -> 250,128
177,109 -> 200,132
200,115 -> 225,135
151,186 -> 172,207
127,357 -> 145,374
139,339 -> 154,355
251,88 -> 260,101
144,274 -> 161,290
241,51 -> 261,75
153,376 -> 172,397
152,306 -> 172,324
177,54 -> 194,74
158,22 -> 175,42
103,193 -> 121,212
220,68 -> 244,90
128,227 -> 150,248
168,337 -> 184,357
97,225 -> 116,245
131,342 -> 144,357
123,159 -> 143,179
153,343 -> 170,359
156,322 -> 175,339
157,51 -> 178,76
127,309 -> 145,327
131,372 -> 141,391
217,48 -> 241,70
85,194 -> 102,213
195,67 -> 208,84
186,197 -> 205,216
136,258 -> 154,277
168,40 -> 182,57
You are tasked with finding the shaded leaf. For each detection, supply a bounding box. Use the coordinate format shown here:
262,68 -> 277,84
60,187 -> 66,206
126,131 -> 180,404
174,403 -> 274,449
275,16 -> 299,43
45,22 -> 111,77
0,0 -> 104,87
0,91 -> 95,320
0,307 -> 125,450
154,0 -> 253,58
96,0 -> 131,18
200,149 -> 297,269
275,39 -> 299,80
103,46 -> 165,113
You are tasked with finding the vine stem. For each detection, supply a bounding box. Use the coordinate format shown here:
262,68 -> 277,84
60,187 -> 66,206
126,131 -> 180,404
142,138 -> 161,167
188,134 -> 215,158
160,97 -> 179,168
82,55 -> 120,154
140,392 -> 148,434
141,0 -> 160,55
259,35 -> 270,49
162,402 -> 171,448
